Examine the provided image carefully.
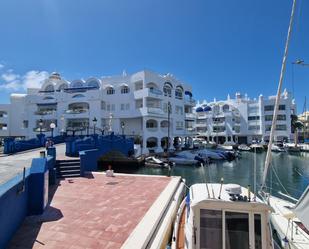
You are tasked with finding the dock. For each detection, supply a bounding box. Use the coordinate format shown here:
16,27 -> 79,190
0,144 -> 184,249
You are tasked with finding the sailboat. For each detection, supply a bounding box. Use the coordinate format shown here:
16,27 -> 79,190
259,0 -> 309,248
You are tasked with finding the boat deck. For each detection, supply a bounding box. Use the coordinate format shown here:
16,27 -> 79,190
7,173 -> 177,249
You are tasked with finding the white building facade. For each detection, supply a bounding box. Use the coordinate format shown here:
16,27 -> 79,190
195,90 -> 296,144
0,70 -> 195,153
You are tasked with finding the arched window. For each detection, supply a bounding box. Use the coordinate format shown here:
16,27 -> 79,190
87,80 -> 100,89
106,86 -> 115,95
222,104 -> 230,112
72,94 -> 85,98
45,85 -> 54,92
163,83 -> 172,97
43,96 -> 55,100
58,83 -> 68,91
71,81 -> 84,88
121,86 -> 130,94
146,119 -> 158,128
175,86 -> 183,99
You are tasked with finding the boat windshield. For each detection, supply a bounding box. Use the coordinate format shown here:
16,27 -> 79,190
200,209 -> 222,249
225,212 -> 249,249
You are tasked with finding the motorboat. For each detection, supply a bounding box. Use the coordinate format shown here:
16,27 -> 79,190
271,144 -> 286,153
300,143 -> 309,152
266,191 -> 309,249
169,156 -> 201,166
144,156 -> 169,168
172,151 -> 205,166
172,183 -> 275,249
238,144 -> 251,151
217,144 -> 234,151
195,149 -> 225,160
285,144 -> 301,153
250,143 -> 264,153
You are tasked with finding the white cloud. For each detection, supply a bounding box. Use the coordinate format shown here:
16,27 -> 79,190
0,69 -> 49,91
0,64 -> 4,69
22,71 -> 49,89
1,72 -> 19,82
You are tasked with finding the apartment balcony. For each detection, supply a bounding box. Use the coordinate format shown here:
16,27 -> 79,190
146,127 -> 159,132
184,98 -> 196,106
140,107 -> 164,116
134,88 -> 163,99
63,109 -> 89,118
34,110 -> 56,116
185,113 -> 195,120
195,123 -> 206,128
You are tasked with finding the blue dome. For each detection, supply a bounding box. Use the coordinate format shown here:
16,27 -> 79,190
204,106 -> 211,112
196,107 -> 204,112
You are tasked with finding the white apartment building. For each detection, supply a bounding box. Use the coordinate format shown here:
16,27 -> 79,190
195,90 -> 296,144
0,70 -> 195,153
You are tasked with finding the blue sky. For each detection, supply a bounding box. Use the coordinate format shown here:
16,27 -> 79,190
0,0 -> 308,112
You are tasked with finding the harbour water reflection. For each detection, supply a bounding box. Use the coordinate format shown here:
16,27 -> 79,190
134,151 -> 309,199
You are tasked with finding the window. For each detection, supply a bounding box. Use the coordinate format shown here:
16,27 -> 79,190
121,104 -> 125,111
233,126 -> 240,133
254,214 -> 262,249
45,84 -> 54,92
200,209 -> 222,249
72,94 -> 85,98
279,105 -> 286,110
264,105 -> 274,111
175,106 -> 183,115
126,103 -> 130,110
222,104 -> 229,112
225,212 -> 249,249
265,125 -> 287,131
87,80 -> 100,89
249,125 -> 260,130
248,116 -> 260,121
163,103 -> 172,113
176,121 -> 183,130
175,87 -> 183,99
265,115 -> 286,121
121,86 -> 130,94
101,101 -> 106,110
163,83 -> 172,97
106,87 -> 115,95
22,120 -> 29,128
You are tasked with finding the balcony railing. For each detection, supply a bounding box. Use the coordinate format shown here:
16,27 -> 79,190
65,109 -> 88,114
35,110 -> 56,115
185,113 -> 195,119
147,107 -> 164,115
184,98 -> 196,105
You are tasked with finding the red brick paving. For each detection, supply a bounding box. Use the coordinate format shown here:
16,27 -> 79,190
8,173 -> 171,249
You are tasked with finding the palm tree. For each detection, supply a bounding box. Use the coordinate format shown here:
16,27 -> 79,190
291,114 -> 304,147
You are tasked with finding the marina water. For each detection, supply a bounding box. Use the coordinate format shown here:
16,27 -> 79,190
135,151 -> 309,199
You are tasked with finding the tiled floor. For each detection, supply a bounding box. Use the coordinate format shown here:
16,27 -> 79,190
8,173 -> 171,249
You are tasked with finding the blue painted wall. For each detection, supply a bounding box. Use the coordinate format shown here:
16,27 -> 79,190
79,133 -> 134,176
0,156 -> 54,248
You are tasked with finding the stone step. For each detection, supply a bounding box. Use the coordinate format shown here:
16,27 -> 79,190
59,169 -> 80,174
58,165 -> 80,170
57,173 -> 81,178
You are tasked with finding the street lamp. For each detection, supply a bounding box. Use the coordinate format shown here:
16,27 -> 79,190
50,122 -> 56,137
92,117 -> 97,135
39,119 -> 43,134
121,121 -> 125,135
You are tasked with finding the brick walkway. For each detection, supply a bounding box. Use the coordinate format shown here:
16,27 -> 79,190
8,173 -> 171,249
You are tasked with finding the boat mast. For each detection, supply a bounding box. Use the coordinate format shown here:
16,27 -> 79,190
261,0 -> 297,189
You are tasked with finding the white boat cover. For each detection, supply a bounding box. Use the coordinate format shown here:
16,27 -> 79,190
293,186 -> 309,230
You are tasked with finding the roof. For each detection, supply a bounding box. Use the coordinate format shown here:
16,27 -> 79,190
190,183 -> 272,212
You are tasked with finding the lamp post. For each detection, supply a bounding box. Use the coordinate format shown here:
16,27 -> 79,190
50,122 -> 56,137
92,117 -> 97,135
39,119 -> 43,134
121,121 -> 125,135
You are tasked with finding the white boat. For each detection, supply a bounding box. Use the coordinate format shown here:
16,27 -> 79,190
259,1 -> 309,248
267,191 -> 309,249
169,156 -> 200,166
250,143 -> 264,153
217,144 -> 234,151
271,144 -> 286,153
196,148 -> 225,160
144,156 -> 169,168
300,143 -> 309,152
238,144 -> 251,151
172,183 -> 275,249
